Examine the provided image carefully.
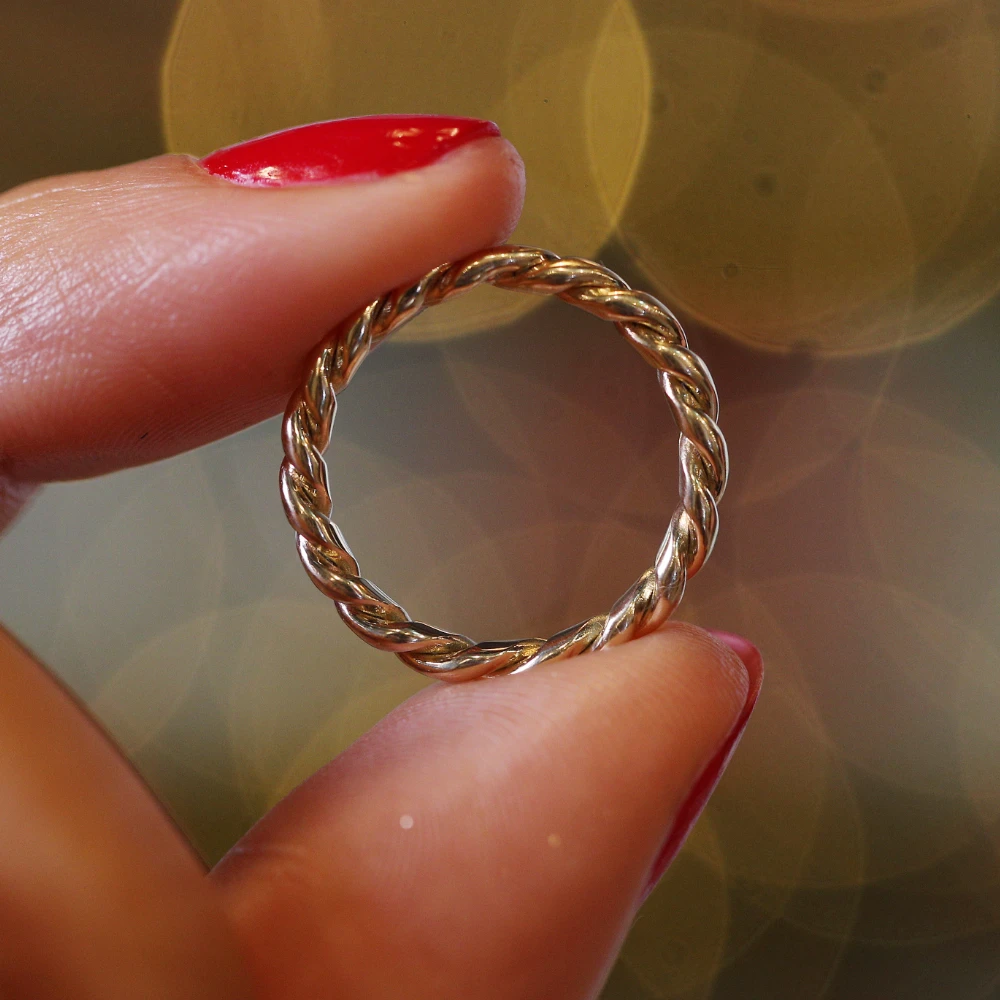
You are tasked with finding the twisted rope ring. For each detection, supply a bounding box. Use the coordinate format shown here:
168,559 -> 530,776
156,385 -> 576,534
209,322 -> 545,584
281,245 -> 728,682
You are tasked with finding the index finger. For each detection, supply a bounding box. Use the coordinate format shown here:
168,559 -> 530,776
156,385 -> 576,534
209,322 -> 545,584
0,117 -> 523,484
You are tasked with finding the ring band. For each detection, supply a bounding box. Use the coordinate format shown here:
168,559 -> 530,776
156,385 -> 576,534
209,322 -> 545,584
280,245 -> 728,682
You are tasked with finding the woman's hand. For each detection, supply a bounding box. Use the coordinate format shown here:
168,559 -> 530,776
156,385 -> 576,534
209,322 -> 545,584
0,117 -> 761,999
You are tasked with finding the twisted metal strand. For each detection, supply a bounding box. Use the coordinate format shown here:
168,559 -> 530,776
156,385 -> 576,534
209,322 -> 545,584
280,246 -> 728,682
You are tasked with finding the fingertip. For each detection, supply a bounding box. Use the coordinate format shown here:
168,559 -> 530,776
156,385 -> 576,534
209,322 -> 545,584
589,621 -> 754,741
702,626 -> 764,703
480,136 -> 526,243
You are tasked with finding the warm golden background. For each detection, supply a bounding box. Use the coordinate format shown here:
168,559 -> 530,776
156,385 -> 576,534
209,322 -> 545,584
3,0 -> 1000,995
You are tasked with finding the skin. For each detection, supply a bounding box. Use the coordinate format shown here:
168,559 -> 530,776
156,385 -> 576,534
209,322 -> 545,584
0,137 -> 761,999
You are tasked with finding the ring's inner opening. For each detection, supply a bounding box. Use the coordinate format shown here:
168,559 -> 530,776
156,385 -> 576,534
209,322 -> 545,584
328,284 -> 680,641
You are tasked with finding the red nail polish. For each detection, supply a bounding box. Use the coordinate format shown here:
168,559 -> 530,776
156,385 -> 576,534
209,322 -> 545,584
199,115 -> 501,187
641,632 -> 763,902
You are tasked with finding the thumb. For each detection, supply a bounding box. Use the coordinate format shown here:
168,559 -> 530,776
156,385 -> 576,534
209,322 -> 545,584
0,115 -> 523,483
213,624 -> 762,1000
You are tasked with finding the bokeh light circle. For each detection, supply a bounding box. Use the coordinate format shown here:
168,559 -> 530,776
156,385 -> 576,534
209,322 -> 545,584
161,0 -> 651,341
619,2 -> 1000,354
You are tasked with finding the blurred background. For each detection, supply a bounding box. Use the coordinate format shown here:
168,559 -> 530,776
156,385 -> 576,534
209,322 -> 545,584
2,0 -> 1000,996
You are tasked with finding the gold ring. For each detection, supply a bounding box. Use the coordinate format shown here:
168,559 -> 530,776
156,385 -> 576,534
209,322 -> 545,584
280,245 -> 728,682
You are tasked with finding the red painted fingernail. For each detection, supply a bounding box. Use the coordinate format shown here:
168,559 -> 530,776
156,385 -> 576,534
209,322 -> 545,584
199,115 -> 501,187
641,631 -> 763,902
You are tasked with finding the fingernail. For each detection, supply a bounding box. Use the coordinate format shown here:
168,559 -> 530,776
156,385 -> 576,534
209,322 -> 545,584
641,631 -> 763,901
199,114 -> 501,187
